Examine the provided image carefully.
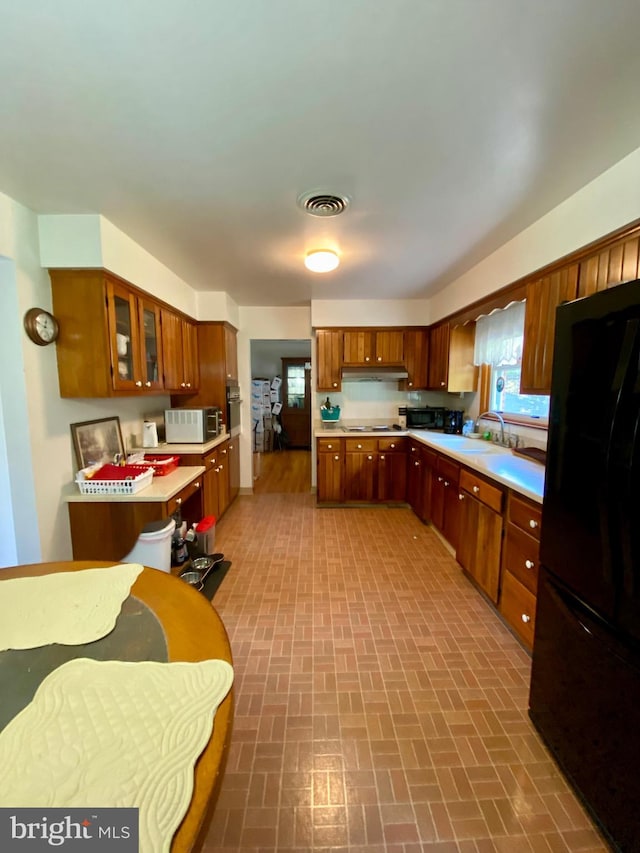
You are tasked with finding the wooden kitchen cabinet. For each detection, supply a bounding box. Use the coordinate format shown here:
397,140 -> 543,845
400,328 -> 429,390
431,454 -> 461,549
316,329 -> 342,391
342,329 -> 404,366
51,269 -> 167,398
161,309 -> 199,394
577,234 -> 640,299
520,264 -> 578,394
344,438 -> 377,502
182,439 -> 232,521
456,468 -> 504,604
427,323 -> 449,389
427,322 -> 476,392
499,492 -> 542,649
406,442 -> 435,522
227,437 -> 240,503
173,321 -> 237,414
67,474 -> 204,562
316,437 -> 344,503
377,437 -> 407,502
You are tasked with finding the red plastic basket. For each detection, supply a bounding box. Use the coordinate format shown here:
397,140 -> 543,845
142,454 -> 179,476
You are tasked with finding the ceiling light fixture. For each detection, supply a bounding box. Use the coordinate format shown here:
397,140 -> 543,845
304,250 -> 340,273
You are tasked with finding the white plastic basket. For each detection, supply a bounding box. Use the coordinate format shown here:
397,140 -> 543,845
75,467 -> 153,495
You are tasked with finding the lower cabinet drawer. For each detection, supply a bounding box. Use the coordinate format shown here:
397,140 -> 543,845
500,569 -> 536,649
167,476 -> 203,517
503,523 -> 539,594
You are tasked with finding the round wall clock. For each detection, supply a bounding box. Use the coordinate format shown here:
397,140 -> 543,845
24,308 -> 60,346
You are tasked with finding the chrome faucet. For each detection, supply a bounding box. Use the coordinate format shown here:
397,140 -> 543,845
478,410 -> 505,446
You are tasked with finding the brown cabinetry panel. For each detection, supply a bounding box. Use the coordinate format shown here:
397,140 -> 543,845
577,235 -> 640,299
161,309 -> 199,394
500,569 -> 536,649
344,451 -> 377,502
504,523 -> 539,594
317,444 -> 344,503
316,330 -> 342,391
378,448 -> 407,502
457,488 -> 503,603
173,322 -> 235,413
509,493 -> 542,540
521,264 -> 578,394
400,329 -> 429,390
428,323 -> 450,389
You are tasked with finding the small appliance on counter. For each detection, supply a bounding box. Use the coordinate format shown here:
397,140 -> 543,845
142,420 -> 159,448
443,409 -> 464,434
165,407 -> 223,444
397,406 -> 407,429
405,406 -> 445,430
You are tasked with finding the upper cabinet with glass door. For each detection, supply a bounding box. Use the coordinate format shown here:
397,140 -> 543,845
50,269 -> 168,397
107,280 -> 165,393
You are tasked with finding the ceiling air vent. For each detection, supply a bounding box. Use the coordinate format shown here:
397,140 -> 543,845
297,192 -> 350,217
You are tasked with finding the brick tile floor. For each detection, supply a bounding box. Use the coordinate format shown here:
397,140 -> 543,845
202,493 -> 610,852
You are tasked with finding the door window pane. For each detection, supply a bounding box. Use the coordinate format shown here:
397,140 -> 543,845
287,365 -> 305,408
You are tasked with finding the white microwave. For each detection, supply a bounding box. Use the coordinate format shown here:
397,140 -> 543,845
164,408 -> 222,443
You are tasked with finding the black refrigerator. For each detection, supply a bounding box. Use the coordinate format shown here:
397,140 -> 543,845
529,277 -> 640,852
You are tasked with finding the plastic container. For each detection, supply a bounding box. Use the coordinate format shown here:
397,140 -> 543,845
76,465 -> 153,495
195,515 -> 216,556
122,517 -> 176,573
142,454 -> 179,476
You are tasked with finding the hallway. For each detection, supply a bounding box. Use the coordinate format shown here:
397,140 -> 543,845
204,480 -> 607,851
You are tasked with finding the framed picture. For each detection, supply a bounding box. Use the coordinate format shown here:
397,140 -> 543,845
70,416 -> 125,470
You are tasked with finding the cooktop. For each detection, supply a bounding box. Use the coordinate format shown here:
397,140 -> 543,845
341,424 -> 403,433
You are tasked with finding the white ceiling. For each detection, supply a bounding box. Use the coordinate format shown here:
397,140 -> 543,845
2,1 -> 640,307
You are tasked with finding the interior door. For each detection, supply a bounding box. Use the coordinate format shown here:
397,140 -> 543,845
281,357 -> 311,449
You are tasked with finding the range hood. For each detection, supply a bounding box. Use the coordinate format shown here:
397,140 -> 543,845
341,366 -> 409,382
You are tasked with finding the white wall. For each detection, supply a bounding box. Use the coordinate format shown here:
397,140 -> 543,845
431,145 -> 640,322
311,298 -> 431,327
251,339 -> 311,379
38,214 -> 197,316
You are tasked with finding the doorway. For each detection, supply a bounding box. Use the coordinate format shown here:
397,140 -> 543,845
280,357 -> 311,449
250,339 -> 312,494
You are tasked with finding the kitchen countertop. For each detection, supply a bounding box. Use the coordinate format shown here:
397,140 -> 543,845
315,423 -> 545,503
62,466 -> 206,503
129,431 -> 230,455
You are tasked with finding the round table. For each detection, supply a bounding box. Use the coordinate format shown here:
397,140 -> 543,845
0,560 -> 234,853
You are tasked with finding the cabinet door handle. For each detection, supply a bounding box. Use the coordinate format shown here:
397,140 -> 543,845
145,381 -> 151,387
473,485 -> 480,494
365,356 -> 370,362
408,381 -> 413,387
380,454 -> 385,460
414,461 -> 420,467
411,447 -> 416,452
219,464 -> 224,470
357,443 -> 362,449
444,480 -> 449,487
529,519 -> 539,529
525,559 -> 535,569
334,455 -> 339,461
180,382 -> 186,388
210,458 -> 216,465
458,493 -> 464,500
377,356 -> 382,362
390,443 -> 395,449
440,380 -> 446,387
175,497 -> 182,505
367,455 -> 373,460
332,382 -> 338,388
221,449 -> 227,455
186,382 -> 191,388
229,445 -> 234,450
135,380 -> 142,387
327,444 -> 333,449
193,481 -> 200,488
521,614 -> 531,624
437,476 -> 443,482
